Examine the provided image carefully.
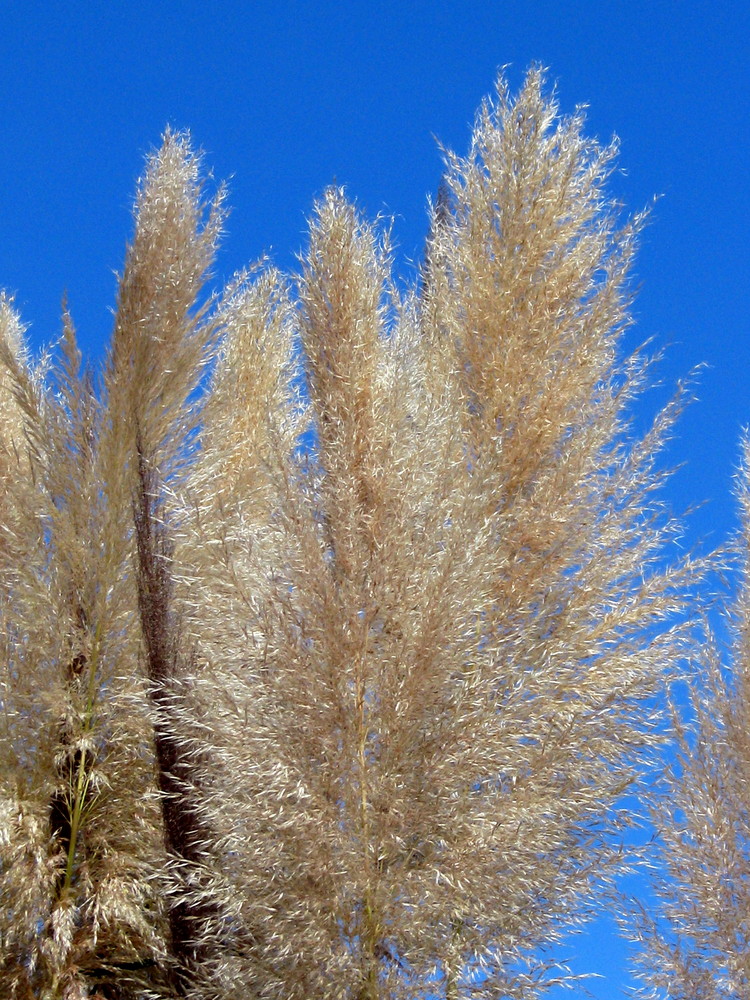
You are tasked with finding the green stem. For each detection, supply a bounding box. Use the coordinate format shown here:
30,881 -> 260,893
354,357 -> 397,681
61,750 -> 90,896
60,616 -> 104,897
356,622 -> 380,1000
445,917 -> 463,1000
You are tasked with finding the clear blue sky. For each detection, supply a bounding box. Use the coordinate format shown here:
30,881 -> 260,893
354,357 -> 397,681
1,2 -> 747,995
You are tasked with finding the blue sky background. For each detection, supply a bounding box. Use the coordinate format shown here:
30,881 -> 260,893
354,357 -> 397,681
1,2 -> 747,995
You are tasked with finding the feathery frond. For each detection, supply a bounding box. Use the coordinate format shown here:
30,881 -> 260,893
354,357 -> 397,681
0,70 -> 699,1000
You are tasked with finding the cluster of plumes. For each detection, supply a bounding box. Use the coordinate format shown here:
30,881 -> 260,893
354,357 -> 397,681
0,70 -> 698,999
630,438 -> 750,1000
